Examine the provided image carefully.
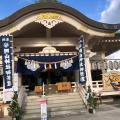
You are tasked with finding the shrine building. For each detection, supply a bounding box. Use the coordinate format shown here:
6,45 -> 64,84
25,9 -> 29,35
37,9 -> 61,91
0,2 -> 120,118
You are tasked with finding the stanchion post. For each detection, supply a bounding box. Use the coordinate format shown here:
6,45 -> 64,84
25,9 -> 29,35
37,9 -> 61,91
40,82 -> 47,120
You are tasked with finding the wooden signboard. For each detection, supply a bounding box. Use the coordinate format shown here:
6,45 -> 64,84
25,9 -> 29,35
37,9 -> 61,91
57,82 -> 71,91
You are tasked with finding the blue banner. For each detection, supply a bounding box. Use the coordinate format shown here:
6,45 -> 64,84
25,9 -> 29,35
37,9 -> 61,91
0,35 -> 13,89
17,55 -> 79,75
78,37 -> 87,83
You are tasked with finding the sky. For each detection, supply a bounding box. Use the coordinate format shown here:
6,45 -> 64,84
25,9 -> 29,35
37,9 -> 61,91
0,0 -> 120,58
1,0 -> 120,24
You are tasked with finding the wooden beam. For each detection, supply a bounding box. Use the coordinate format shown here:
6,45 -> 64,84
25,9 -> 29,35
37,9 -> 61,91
13,37 -> 79,47
46,28 -> 51,38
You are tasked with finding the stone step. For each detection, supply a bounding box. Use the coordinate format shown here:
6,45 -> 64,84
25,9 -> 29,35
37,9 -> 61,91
48,101 -> 83,108
22,104 -> 85,114
24,95 -> 82,102
49,108 -> 87,117
47,98 -> 82,104
21,91 -> 85,120
24,96 -> 81,103
21,112 -> 40,119
47,94 -> 81,100
28,91 -> 78,96
46,92 -> 79,98
25,95 -> 41,100
25,92 -> 79,100
102,98 -> 114,103
23,97 -> 82,105
21,109 -> 87,120
49,105 -> 85,112
22,101 -> 83,110
22,104 -> 41,110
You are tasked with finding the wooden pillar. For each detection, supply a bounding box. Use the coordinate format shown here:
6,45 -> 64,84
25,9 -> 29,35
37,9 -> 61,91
18,73 -> 22,87
74,70 -> 79,82
85,57 -> 93,90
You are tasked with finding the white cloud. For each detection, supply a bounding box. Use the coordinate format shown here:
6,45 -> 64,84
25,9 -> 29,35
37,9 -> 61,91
100,0 -> 120,24
107,50 -> 120,59
99,0 -> 120,59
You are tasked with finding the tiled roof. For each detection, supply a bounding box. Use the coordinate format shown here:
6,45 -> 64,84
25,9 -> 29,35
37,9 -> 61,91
0,2 -> 120,31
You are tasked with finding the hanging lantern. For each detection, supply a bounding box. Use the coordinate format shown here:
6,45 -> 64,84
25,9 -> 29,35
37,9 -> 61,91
55,63 -> 57,69
109,61 -> 113,70
97,62 -> 103,70
103,61 -> 108,70
114,61 -> 119,69
91,62 -> 97,70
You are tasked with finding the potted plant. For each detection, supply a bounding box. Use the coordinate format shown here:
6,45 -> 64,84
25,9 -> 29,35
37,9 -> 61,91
7,92 -> 20,120
86,86 -> 99,114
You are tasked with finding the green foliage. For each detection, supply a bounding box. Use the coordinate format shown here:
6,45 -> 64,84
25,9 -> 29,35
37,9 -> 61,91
7,92 -> 20,118
87,86 -> 99,109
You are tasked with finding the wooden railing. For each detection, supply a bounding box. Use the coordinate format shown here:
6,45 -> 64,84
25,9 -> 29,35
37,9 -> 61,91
0,86 -> 26,107
92,80 -> 103,91
76,83 -> 87,107
18,86 -> 26,108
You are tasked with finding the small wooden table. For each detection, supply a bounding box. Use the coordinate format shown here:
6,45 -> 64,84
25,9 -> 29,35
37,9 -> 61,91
34,86 -> 42,93
57,82 -> 71,92
1,104 -> 10,118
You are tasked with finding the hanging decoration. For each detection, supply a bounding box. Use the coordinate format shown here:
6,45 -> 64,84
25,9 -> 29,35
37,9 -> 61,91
109,61 -> 113,70
55,63 -> 57,69
90,61 -> 120,70
103,61 -> 108,70
114,61 -> 119,69
26,61 -> 40,71
91,62 -> 97,70
49,63 -> 52,69
16,55 -> 77,72
44,63 -> 47,69
97,62 -> 103,70
62,60 -> 72,69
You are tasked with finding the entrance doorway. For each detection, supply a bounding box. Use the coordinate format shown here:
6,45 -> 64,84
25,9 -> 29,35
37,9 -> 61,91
22,69 -> 74,91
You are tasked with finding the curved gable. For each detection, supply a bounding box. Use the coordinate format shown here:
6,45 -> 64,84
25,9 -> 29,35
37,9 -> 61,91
0,2 -> 120,31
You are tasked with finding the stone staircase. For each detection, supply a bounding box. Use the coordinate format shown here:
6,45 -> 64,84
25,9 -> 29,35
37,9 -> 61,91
20,91 -> 86,120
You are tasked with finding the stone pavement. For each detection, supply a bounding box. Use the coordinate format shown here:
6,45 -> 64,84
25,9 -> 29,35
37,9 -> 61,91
1,100 -> 120,120
49,102 -> 120,120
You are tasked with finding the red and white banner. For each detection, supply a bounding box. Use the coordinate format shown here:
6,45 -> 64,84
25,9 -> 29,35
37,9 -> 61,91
40,98 -> 47,120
